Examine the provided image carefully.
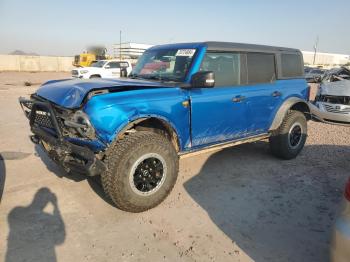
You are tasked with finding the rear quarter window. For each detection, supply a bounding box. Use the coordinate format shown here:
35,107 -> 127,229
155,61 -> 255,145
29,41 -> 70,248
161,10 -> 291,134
247,53 -> 276,84
281,53 -> 303,78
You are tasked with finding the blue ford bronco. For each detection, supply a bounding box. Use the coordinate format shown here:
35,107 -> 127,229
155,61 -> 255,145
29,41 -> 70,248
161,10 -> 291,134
19,42 -> 309,212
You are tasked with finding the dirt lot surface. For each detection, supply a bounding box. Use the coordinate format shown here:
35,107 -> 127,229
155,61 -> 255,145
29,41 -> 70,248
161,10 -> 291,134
0,72 -> 349,262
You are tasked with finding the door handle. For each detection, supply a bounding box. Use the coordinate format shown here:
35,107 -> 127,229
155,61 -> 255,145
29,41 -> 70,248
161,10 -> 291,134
232,95 -> 246,102
272,91 -> 282,97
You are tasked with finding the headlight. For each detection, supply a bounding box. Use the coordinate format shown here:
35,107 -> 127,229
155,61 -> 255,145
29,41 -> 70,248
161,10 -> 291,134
65,111 -> 95,139
80,70 -> 89,74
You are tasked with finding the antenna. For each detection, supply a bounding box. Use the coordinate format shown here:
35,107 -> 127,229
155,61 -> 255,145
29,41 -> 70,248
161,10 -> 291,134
119,30 -> 122,60
313,36 -> 319,65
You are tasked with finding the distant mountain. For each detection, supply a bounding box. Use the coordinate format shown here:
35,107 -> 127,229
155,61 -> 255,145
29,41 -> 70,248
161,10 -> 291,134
9,50 -> 39,56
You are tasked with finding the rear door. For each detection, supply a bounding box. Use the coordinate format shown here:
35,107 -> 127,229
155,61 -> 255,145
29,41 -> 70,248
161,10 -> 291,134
189,52 -> 251,147
241,52 -> 283,133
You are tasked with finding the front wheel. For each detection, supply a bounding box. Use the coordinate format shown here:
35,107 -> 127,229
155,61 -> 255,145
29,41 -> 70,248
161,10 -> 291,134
269,110 -> 307,160
101,131 -> 179,212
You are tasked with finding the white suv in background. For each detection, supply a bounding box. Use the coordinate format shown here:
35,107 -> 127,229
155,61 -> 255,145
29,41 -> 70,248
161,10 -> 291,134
72,60 -> 132,79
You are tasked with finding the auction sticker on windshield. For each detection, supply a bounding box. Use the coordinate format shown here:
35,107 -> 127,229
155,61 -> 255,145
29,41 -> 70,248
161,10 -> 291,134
176,49 -> 196,56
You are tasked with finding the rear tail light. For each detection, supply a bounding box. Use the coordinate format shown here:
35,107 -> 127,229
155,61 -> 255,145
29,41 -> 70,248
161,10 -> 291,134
345,178 -> 350,201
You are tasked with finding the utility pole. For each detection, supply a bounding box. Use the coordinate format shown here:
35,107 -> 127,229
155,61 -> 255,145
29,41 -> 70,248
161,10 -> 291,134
119,30 -> 122,60
313,36 -> 319,65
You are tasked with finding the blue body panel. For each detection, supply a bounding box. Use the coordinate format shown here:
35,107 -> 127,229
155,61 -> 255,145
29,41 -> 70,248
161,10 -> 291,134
35,42 -> 308,153
83,87 -> 191,149
37,78 -> 171,109
189,79 -> 307,148
190,86 -> 250,146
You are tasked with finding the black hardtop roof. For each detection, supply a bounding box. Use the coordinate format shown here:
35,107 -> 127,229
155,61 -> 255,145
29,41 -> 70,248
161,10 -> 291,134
149,41 -> 301,54
205,41 -> 300,53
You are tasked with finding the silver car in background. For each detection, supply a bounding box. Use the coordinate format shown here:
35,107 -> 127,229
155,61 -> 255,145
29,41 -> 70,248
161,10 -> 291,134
305,68 -> 326,83
331,178 -> 350,262
310,67 -> 350,125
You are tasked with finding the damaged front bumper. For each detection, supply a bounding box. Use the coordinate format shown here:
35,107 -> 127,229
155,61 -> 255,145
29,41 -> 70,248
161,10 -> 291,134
309,101 -> 350,126
19,96 -> 106,176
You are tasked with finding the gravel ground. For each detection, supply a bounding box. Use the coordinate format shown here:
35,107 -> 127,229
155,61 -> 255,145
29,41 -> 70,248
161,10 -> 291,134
0,72 -> 349,262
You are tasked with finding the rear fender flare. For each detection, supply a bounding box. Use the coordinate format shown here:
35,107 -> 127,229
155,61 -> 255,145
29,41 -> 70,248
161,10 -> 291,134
269,97 -> 310,131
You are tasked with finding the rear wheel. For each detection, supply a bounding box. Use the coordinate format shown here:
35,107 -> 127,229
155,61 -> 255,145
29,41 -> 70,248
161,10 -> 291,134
269,110 -> 307,160
101,131 -> 178,212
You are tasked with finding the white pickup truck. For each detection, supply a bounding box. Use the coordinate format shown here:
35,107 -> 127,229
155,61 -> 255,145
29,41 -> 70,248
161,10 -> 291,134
72,60 -> 132,79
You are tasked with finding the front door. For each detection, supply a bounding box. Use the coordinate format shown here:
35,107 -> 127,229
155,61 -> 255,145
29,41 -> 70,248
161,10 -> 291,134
190,52 -> 250,147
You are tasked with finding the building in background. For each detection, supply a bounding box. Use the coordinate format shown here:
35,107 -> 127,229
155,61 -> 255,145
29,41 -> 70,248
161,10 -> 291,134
302,51 -> 350,68
112,42 -> 153,60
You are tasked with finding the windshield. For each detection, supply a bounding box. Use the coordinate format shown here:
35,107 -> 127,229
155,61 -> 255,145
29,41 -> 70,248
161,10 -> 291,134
90,61 -> 107,68
130,48 -> 197,82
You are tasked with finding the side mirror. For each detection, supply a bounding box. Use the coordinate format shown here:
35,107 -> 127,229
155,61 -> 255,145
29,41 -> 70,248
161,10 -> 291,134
191,71 -> 215,88
104,65 -> 110,69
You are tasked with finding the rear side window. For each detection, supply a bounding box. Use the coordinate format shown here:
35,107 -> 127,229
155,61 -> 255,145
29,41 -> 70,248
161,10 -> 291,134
281,53 -> 303,78
200,53 -> 240,87
247,53 -> 276,84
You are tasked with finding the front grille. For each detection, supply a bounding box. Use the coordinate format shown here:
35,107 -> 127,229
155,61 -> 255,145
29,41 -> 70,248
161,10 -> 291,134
71,70 -> 79,76
33,110 -> 55,128
323,104 -> 350,114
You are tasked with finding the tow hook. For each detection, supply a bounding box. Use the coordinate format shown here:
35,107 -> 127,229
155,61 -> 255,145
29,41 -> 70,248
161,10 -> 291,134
30,135 -> 40,144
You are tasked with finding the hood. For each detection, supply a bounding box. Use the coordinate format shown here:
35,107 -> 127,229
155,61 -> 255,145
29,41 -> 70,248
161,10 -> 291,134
320,80 -> 350,97
36,78 -> 173,108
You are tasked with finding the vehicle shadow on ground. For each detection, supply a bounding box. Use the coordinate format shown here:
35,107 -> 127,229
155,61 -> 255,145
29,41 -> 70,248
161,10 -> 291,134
34,145 -> 115,207
0,154 -> 5,203
5,187 -> 65,262
184,141 -> 350,262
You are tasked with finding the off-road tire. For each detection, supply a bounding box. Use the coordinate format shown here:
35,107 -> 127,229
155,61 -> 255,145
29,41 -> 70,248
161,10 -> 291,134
269,110 -> 307,160
101,131 -> 179,212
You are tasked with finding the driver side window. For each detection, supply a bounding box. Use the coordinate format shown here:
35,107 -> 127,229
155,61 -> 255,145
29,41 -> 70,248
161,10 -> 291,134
200,53 -> 240,87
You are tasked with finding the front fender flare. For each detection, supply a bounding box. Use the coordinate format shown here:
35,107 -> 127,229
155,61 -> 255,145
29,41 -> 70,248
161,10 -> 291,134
269,97 -> 310,131
112,114 -> 183,150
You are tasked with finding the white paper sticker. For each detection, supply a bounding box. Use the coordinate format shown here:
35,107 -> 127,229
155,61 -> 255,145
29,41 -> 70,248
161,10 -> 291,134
176,49 -> 196,57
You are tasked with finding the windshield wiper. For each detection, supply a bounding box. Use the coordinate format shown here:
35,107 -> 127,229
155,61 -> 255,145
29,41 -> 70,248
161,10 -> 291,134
160,76 -> 182,82
128,73 -> 137,78
143,75 -> 163,81
129,73 -> 144,79
129,74 -> 181,83
129,74 -> 162,81
142,75 -> 181,82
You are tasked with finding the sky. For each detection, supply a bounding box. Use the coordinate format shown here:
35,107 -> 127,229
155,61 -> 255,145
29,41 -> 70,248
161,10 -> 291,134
0,0 -> 349,56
